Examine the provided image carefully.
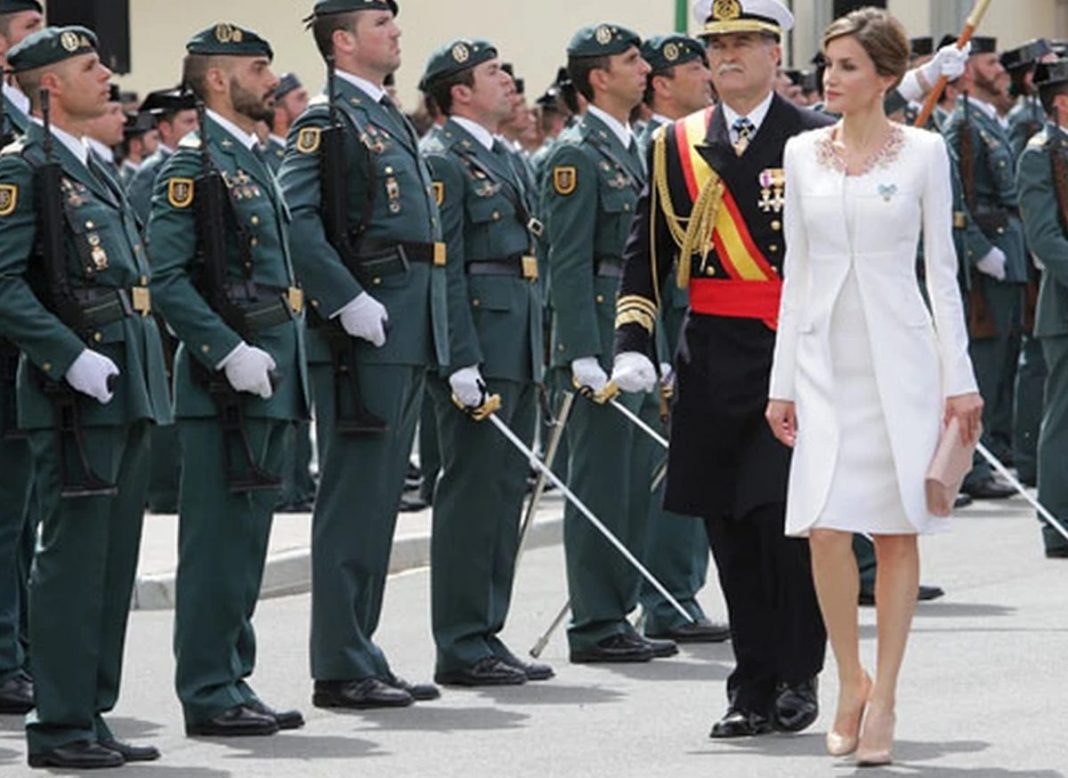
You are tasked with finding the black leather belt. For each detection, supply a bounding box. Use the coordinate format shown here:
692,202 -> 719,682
223,281 -> 303,332
72,286 -> 151,327
595,257 -> 624,278
357,238 -> 447,267
466,254 -> 539,280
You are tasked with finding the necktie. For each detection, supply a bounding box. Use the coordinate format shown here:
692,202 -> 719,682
733,117 -> 754,156
379,95 -> 417,146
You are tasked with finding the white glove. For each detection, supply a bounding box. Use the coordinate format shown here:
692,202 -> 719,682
571,356 -> 608,392
337,292 -> 389,347
610,352 -> 657,394
898,41 -> 971,101
976,247 -> 1007,281
659,362 -> 674,388
220,342 -> 276,399
448,364 -> 485,407
65,349 -> 119,404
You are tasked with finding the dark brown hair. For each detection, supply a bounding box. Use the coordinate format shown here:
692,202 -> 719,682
822,7 -> 909,87
568,55 -> 611,102
312,11 -> 360,59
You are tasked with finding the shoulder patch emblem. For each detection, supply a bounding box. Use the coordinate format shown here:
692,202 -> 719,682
296,127 -> 321,154
0,184 -> 17,216
553,165 -> 577,196
432,181 -> 444,206
167,177 -> 194,209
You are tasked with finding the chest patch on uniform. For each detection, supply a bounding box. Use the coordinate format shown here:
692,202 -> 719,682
167,177 -> 194,209
296,127 -> 321,154
0,184 -> 17,216
432,181 -> 444,206
553,165 -> 576,196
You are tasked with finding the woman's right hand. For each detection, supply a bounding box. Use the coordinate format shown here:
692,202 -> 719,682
765,399 -> 797,447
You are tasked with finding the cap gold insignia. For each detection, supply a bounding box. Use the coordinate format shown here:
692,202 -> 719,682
215,24 -> 234,43
452,43 -> 470,63
595,25 -> 613,45
0,184 -> 17,216
167,178 -> 194,209
296,127 -> 321,154
664,42 -> 680,61
59,31 -> 80,52
713,0 -> 742,21
232,28 -> 244,42
432,181 -> 444,206
552,165 -> 576,196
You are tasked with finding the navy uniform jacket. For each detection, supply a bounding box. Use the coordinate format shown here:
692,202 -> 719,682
614,94 -> 831,520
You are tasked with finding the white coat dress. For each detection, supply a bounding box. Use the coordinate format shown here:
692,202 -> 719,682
768,124 -> 978,537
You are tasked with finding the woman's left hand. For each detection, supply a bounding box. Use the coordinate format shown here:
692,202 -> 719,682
945,392 -> 983,444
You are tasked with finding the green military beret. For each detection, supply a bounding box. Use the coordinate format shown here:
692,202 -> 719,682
418,38 -> 497,92
567,24 -> 641,59
641,34 -> 707,73
6,25 -> 97,74
310,0 -> 398,18
186,23 -> 273,60
0,0 -> 42,14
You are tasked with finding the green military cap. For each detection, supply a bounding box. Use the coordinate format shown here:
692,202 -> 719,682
418,38 -> 497,92
1035,58 -> 1068,89
567,24 -> 641,58
186,23 -> 273,59
1001,39 -> 1053,72
0,0 -> 42,14
641,34 -> 707,73
910,36 -> 933,59
309,0 -> 398,18
6,25 -> 97,74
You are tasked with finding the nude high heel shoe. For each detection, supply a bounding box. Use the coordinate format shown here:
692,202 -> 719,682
856,702 -> 895,767
826,672 -> 871,757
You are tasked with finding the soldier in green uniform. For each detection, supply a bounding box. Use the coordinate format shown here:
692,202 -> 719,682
147,23 -> 310,737
543,24 -> 678,663
280,0 -> 448,708
419,38 -> 553,685
84,84 -> 124,178
0,25 -> 171,768
117,110 -> 156,190
943,37 -> 1025,499
265,73 -> 307,175
0,0 -> 41,719
1016,58 -> 1068,558
633,33 -> 728,644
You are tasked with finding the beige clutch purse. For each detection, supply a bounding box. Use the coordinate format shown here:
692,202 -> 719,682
925,417 -> 980,517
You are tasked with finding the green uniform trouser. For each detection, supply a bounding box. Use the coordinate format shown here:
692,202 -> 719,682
1013,334 -> 1046,484
25,422 -> 150,754
638,396 -> 710,635
0,436 -> 34,684
1039,336 -> 1068,553
173,418 -> 287,723
418,390 -> 440,504
310,363 -> 424,681
277,420 -> 317,509
557,370 -> 647,652
428,376 -> 535,672
146,423 -> 180,513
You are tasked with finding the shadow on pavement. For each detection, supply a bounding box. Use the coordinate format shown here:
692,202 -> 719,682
0,744 -> 19,766
840,767 -> 1062,777
106,716 -> 166,739
350,705 -> 529,733
590,658 -> 731,683
912,603 -> 1017,618
471,682 -> 625,706
123,767 -> 232,778
209,732 -> 387,761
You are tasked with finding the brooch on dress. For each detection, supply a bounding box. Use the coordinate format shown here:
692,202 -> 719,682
877,183 -> 897,202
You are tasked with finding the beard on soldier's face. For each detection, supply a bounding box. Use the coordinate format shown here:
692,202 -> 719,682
230,76 -> 274,124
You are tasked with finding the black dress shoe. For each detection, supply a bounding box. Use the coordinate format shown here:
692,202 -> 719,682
0,671 -> 33,714
860,583 -> 945,606
647,619 -> 730,644
384,673 -> 441,701
435,657 -> 527,687
773,677 -> 819,733
963,476 -> 1015,500
28,740 -> 124,769
186,704 -> 280,737
639,635 -> 679,658
497,652 -> 555,681
570,634 -> 654,664
953,493 -> 973,509
313,678 -> 413,709
709,708 -> 773,738
99,738 -> 161,762
246,699 -> 305,729
1046,547 -> 1068,559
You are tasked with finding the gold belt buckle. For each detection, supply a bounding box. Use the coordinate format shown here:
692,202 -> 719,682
131,286 -> 151,316
521,255 -> 539,281
287,286 -> 305,314
433,241 -> 447,267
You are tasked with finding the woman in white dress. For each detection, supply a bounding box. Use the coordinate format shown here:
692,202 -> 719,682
764,8 -> 983,767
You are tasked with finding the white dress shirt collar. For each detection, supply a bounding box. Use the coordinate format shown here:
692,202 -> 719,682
206,108 -> 259,151
337,69 -> 386,104
586,103 -> 634,148
3,81 -> 29,116
85,136 -> 115,164
722,91 -> 774,140
451,116 -> 494,151
29,116 -> 88,166
964,95 -> 1007,128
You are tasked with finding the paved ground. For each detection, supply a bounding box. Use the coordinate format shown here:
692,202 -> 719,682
1,491 -> 1066,776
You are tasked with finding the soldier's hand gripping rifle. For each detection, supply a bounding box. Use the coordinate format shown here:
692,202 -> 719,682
190,100 -> 281,493
35,89 -> 117,498
318,55 -> 386,435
